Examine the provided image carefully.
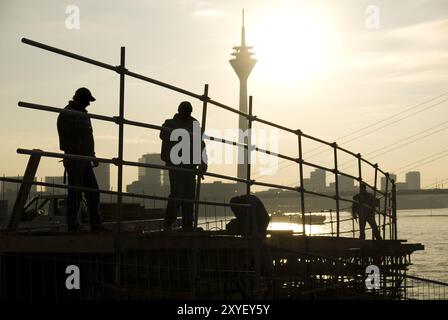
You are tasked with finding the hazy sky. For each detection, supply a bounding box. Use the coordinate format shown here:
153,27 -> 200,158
1,0 -> 448,190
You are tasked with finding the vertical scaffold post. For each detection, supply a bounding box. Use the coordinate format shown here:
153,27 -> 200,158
392,180 -> 398,240
297,131 -> 306,236
190,84 -> 208,299
383,173 -> 389,240
193,84 -> 209,231
246,97 -> 253,198
2,174 -> 4,201
117,46 -> 126,230
356,153 -> 362,238
333,143 -> 340,237
247,96 -> 261,296
115,46 -> 126,288
247,97 -> 255,231
373,164 -> 378,241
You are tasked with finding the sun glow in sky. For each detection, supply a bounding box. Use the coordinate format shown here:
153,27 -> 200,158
252,6 -> 336,84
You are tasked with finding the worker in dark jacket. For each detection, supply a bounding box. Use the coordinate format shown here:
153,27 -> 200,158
57,87 -> 107,232
160,101 -> 207,232
352,183 -> 382,240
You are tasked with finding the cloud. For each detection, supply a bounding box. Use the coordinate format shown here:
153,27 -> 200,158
192,9 -> 227,18
357,18 -> 448,54
96,135 -> 159,145
388,18 -> 448,50
330,18 -> 448,88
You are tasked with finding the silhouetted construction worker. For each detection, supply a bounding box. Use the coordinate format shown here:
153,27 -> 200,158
228,194 -> 272,298
160,101 -> 207,232
227,194 -> 270,237
352,183 -> 382,240
57,87 -> 107,232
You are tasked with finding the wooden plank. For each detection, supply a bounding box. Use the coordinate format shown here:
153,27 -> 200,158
0,232 -> 424,257
0,234 -> 114,253
6,153 -> 41,230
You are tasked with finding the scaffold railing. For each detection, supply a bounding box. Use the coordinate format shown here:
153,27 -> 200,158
0,37 -> 398,243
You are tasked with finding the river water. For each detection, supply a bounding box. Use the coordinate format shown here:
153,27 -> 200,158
397,208 -> 448,283
266,208 -> 448,283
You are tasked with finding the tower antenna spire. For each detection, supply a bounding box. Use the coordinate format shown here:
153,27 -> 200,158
241,9 -> 246,47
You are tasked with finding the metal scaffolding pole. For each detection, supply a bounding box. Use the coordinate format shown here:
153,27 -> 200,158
392,181 -> 398,240
114,46 -> 126,289
333,143 -> 340,237
297,131 -> 306,236
373,164 -> 378,240
355,154 -> 362,238
383,173 -> 389,240
193,84 -> 209,230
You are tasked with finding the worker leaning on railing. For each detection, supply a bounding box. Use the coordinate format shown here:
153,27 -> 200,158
56,87 -> 108,233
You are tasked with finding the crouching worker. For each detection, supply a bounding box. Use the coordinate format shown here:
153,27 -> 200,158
227,194 -> 270,237
228,194 -> 273,298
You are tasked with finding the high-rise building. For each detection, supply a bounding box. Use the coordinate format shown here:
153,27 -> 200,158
230,10 -> 257,184
338,175 -> 355,192
126,154 -> 170,207
94,162 -> 111,191
44,176 -> 65,194
307,169 -> 326,193
406,171 -> 421,190
137,154 -> 169,188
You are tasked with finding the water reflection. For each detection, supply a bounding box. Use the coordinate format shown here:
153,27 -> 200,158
267,211 -> 355,236
197,211 -> 358,236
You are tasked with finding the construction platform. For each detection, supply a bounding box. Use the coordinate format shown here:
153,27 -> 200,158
0,230 -> 424,300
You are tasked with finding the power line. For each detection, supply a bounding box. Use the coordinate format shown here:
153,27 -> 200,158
395,154 -> 448,176
363,121 -> 448,158
261,120 -> 448,182
362,150 -> 448,186
303,90 -> 448,157
351,151 -> 448,188
392,148 -> 448,172
329,91 -> 448,141
305,98 -> 448,159
335,121 -> 448,172
281,138 -> 448,187
423,177 -> 448,189
255,92 -> 448,179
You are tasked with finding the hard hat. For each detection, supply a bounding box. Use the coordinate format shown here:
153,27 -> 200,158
74,87 -> 96,102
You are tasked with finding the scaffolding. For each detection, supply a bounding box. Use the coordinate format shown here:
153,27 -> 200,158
0,38 -> 443,300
